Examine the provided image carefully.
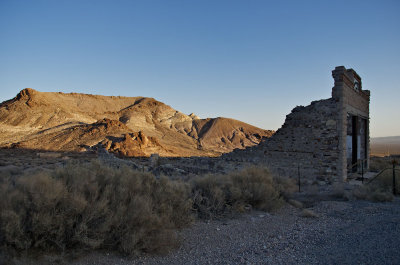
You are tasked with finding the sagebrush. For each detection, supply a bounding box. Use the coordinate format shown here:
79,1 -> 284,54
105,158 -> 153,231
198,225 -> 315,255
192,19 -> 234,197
353,168 -> 398,202
0,163 -> 293,257
369,156 -> 400,172
0,161 -> 192,255
191,167 -> 295,219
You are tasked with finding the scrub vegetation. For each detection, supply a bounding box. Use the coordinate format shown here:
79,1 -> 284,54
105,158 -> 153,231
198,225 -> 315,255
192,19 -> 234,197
0,162 -> 293,257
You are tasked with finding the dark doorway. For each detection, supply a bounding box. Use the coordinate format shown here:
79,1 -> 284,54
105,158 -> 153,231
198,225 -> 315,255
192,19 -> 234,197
352,116 -> 358,172
347,115 -> 368,173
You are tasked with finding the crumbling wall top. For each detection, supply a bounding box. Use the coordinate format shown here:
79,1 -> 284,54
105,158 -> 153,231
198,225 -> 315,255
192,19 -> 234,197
332,66 -> 370,101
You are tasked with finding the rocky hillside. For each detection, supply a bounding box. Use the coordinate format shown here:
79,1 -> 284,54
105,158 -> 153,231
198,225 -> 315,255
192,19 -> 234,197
0,88 -> 273,157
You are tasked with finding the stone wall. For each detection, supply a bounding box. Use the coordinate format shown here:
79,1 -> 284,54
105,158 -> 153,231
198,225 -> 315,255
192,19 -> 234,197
332,66 -> 370,179
223,66 -> 370,184
225,98 -> 340,184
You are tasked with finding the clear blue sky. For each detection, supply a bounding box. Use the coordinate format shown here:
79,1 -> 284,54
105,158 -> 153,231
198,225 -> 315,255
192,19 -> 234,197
0,0 -> 399,137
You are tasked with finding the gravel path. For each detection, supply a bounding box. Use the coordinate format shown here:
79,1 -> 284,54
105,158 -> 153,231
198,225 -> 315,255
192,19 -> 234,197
70,197 -> 400,265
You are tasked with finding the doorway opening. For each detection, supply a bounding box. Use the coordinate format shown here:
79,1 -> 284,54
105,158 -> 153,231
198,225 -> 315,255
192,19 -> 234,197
347,114 -> 368,172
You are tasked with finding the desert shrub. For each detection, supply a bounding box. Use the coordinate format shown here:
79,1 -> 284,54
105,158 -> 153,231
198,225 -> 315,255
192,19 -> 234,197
0,161 -> 192,256
373,168 -> 400,192
331,183 -> 343,197
301,209 -> 318,218
353,184 -> 394,202
331,182 -> 347,199
288,199 -> 303,209
0,165 -> 23,178
191,167 -> 294,219
0,163 -> 298,257
353,170 -> 397,202
354,166 -> 399,202
369,157 -> 398,172
272,171 -> 298,198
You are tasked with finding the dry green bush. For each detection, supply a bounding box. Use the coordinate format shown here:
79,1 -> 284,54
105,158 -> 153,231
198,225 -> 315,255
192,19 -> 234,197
0,161 -> 192,256
191,167 -> 295,219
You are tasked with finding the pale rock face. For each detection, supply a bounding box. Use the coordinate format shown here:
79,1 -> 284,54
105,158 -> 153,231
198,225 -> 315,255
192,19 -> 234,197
159,111 -> 193,127
189,113 -> 200,120
124,115 -> 156,134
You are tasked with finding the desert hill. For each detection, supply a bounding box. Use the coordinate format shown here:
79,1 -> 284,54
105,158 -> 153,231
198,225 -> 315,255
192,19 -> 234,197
370,136 -> 400,156
0,88 -> 274,157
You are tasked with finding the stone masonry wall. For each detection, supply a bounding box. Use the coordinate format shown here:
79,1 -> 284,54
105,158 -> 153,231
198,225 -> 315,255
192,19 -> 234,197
223,66 -> 370,184
261,98 -> 339,183
332,66 -> 370,179
224,98 -> 340,184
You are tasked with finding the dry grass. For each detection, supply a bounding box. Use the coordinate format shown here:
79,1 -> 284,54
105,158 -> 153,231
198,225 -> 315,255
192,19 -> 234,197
369,157 -> 398,172
354,162 -> 399,202
288,199 -> 304,209
0,161 -> 192,256
0,163 -> 296,259
191,167 -> 296,219
352,157 -> 399,202
374,169 -> 400,192
353,170 -> 397,202
0,165 -> 23,178
301,209 -> 318,218
331,183 -> 345,197
330,182 -> 351,200
353,184 -> 394,202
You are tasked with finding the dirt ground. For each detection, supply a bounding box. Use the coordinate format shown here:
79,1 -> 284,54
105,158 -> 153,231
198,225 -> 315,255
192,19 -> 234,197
5,196 -> 400,265
1,149 -> 399,265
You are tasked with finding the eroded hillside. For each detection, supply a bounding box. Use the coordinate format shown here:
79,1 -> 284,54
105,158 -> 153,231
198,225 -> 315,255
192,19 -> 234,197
0,88 -> 273,157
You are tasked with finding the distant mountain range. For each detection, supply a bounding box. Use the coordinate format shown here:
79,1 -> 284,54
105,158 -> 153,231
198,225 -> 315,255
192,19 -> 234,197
0,88 -> 274,157
370,136 -> 400,156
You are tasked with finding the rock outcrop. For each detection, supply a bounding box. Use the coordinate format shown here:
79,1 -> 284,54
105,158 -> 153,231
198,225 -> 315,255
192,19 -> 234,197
0,88 -> 273,156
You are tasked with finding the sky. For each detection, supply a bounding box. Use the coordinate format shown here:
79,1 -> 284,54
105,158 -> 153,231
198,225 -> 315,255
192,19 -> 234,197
0,0 -> 399,137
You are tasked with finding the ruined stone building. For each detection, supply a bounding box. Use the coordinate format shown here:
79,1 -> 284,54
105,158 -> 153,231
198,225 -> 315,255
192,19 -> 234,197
225,66 -> 370,183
